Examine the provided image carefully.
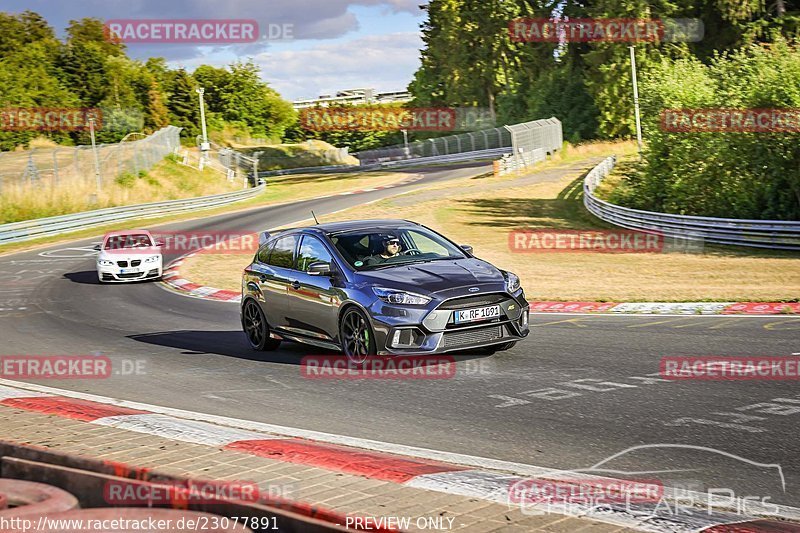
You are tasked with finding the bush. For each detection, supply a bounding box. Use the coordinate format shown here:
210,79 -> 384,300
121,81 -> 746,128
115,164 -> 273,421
114,172 -> 138,188
611,42 -> 800,220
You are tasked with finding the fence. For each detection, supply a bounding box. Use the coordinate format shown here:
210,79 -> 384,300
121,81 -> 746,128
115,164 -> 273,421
0,126 -> 182,193
214,142 -> 260,186
354,117 -> 562,165
0,183 -> 266,245
584,156 -> 800,251
177,144 -> 257,186
494,148 -> 546,176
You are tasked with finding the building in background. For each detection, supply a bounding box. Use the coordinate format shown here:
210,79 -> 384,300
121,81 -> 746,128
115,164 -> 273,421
292,88 -> 411,109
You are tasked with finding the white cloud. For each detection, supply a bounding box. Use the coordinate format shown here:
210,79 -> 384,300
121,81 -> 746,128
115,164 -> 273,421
252,32 -> 422,100
4,0 -> 426,100
5,0 -> 425,41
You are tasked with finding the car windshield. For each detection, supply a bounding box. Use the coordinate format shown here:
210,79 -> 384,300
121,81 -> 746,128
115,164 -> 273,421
104,234 -> 153,250
328,227 -> 465,270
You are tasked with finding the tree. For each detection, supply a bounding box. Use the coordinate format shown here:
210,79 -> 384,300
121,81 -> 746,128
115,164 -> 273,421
0,45 -> 79,148
167,69 -> 201,139
608,42 -> 800,220
145,80 -> 170,130
196,61 -> 296,140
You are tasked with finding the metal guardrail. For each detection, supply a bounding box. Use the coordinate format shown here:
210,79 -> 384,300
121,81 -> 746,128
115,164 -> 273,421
380,147 -> 511,167
355,126 -> 512,165
258,163 -> 367,178
0,184 -> 265,245
256,148 -> 508,178
354,117 -> 561,165
495,148 -> 546,176
584,156 -> 800,250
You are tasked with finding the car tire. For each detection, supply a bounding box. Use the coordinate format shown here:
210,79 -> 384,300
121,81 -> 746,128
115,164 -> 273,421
242,299 -> 281,351
339,307 -> 376,364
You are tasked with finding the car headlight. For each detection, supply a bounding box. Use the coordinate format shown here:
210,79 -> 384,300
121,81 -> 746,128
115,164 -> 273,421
504,271 -> 521,293
98,259 -> 114,266
144,255 -> 160,263
372,286 -> 432,305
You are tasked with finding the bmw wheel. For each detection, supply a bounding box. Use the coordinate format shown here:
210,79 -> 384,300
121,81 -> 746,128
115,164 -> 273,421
242,299 -> 281,351
340,307 -> 376,364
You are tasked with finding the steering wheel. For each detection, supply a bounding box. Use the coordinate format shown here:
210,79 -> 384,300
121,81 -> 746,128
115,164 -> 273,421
402,248 -> 422,256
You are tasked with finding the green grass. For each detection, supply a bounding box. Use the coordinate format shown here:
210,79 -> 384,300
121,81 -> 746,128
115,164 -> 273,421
236,140 -> 359,170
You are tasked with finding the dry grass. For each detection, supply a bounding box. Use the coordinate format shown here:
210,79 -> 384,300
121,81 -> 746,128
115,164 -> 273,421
26,137 -> 61,149
0,155 -> 240,223
183,143 -> 800,302
182,253 -> 250,291
256,170 -> 414,205
0,169 -> 413,256
238,140 -> 360,169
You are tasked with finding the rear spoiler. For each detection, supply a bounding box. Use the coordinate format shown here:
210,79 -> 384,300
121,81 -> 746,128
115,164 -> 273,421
258,231 -> 271,246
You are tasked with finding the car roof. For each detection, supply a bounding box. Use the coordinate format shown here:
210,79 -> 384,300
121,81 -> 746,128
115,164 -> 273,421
302,219 -> 420,234
260,220 -> 424,246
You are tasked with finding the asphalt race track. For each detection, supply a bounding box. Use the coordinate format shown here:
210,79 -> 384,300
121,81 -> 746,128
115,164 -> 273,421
1,162 -> 799,508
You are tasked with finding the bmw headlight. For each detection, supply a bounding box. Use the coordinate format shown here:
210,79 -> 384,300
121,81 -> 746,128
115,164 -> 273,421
372,286 -> 431,305
144,255 -> 160,263
504,271 -> 521,293
98,259 -> 114,266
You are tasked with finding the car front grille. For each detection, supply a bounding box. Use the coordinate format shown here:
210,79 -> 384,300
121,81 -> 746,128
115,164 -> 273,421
131,260 -> 141,267
117,261 -> 128,267
442,325 -> 503,348
437,293 -> 508,310
118,272 -> 143,279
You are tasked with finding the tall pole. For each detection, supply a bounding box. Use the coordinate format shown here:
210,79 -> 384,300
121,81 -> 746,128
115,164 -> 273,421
401,129 -> 409,158
89,117 -> 102,194
197,87 -> 210,160
629,46 -> 643,160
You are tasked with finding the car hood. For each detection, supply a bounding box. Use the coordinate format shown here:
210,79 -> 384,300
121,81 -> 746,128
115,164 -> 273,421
356,258 -> 505,294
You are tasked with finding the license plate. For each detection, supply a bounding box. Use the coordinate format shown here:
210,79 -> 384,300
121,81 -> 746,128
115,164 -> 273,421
119,268 -> 139,274
453,305 -> 501,324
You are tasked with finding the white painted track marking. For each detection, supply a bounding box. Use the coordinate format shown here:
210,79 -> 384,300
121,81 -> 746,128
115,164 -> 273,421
0,378 -> 798,525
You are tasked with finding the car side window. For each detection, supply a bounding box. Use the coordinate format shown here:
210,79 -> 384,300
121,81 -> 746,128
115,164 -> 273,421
256,241 -> 274,264
297,235 -> 333,272
267,235 -> 298,269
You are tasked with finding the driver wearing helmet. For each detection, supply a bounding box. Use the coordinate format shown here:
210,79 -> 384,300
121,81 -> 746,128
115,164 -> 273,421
364,235 -> 402,265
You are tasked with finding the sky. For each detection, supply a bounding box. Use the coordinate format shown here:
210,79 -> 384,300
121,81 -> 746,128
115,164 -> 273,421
3,0 -> 429,101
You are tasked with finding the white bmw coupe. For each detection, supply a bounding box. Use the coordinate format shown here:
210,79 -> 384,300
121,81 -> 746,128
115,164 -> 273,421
95,230 -> 163,283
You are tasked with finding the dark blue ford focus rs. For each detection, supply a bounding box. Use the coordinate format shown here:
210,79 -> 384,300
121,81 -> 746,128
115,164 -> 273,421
241,219 -> 529,362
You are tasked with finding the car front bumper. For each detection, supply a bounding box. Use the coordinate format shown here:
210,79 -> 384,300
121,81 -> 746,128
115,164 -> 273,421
367,291 -> 530,355
98,263 -> 162,282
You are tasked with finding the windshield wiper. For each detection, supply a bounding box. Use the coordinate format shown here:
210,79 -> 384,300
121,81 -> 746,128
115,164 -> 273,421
362,258 -> 449,270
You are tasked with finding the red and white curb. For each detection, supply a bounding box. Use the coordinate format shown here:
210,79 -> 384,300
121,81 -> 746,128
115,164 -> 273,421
161,252 -> 241,302
162,261 -> 800,319
528,301 -> 800,315
0,380 -> 797,532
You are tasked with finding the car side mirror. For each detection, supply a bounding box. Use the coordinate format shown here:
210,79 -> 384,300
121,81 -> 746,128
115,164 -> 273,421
93,244 -> 101,251
460,244 -> 474,255
154,240 -> 164,247
307,261 -> 332,276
